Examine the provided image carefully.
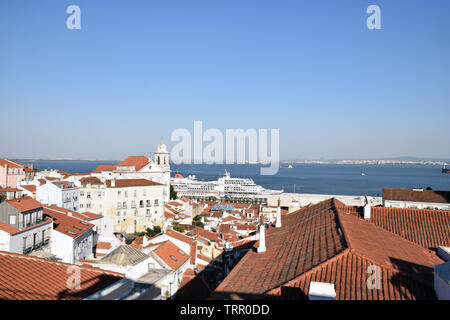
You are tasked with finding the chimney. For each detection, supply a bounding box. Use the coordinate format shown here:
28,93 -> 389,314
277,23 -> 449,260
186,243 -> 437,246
434,262 -> 450,300
111,180 -> 116,187
257,224 -> 266,253
308,282 -> 336,300
275,206 -> 282,228
364,203 -> 371,219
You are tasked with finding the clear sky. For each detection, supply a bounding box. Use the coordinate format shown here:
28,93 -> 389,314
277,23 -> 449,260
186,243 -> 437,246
1,0 -> 449,160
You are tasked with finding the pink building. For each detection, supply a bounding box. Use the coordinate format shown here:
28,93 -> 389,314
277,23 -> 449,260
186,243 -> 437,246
0,159 -> 25,188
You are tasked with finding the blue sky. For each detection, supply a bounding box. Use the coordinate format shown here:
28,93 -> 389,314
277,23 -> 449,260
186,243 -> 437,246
1,0 -> 449,160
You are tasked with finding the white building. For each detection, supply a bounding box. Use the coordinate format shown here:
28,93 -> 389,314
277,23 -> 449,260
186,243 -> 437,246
88,243 -> 189,300
43,206 -> 95,264
0,197 -> 53,255
36,181 -> 79,212
91,142 -> 171,202
383,188 -> 450,210
78,177 -> 166,234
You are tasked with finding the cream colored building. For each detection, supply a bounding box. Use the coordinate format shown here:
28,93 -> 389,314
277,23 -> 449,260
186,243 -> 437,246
78,177 -> 165,234
91,142 -> 171,203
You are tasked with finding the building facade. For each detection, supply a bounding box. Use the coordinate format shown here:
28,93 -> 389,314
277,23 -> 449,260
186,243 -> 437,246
0,159 -> 25,188
78,178 -> 166,234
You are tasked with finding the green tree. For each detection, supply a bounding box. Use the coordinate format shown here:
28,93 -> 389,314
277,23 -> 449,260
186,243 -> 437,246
145,225 -> 161,237
173,224 -> 185,233
170,185 -> 178,200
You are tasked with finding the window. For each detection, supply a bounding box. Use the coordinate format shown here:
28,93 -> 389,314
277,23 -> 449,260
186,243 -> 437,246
118,190 -> 121,196
134,190 -> 137,197
87,192 -> 91,199
9,215 -> 16,225
154,199 -> 159,207
125,191 -> 128,198
148,263 -> 155,270
146,209 -> 150,217
170,255 -> 178,262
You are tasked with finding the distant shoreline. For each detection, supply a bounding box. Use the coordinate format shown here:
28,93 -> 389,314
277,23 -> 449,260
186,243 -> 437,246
12,159 -> 449,166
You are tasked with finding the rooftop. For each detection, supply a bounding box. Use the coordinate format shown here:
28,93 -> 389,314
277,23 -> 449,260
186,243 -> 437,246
211,198 -> 443,300
0,251 -> 123,300
98,245 -> 149,267
383,187 -> 450,204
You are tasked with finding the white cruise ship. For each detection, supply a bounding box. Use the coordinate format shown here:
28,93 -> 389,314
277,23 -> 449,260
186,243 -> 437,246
171,170 -> 283,201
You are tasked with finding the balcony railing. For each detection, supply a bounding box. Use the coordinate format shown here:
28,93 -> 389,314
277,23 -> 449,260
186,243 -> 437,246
33,242 -> 42,250
23,246 -> 32,254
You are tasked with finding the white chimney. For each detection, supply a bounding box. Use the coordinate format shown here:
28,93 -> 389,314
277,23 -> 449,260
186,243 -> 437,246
111,180 -> 116,187
364,203 -> 371,219
275,206 -> 282,228
257,224 -> 266,253
434,262 -> 450,300
308,282 -> 336,300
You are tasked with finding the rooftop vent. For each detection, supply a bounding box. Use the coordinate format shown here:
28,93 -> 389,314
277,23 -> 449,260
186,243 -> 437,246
308,281 -> 336,300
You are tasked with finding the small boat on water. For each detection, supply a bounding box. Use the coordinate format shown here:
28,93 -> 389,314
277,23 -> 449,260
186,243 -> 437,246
442,165 -> 450,174
361,172 -> 366,176
280,164 -> 293,169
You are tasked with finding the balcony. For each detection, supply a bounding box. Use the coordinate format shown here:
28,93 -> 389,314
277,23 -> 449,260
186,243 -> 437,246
33,242 -> 42,250
23,246 -> 32,254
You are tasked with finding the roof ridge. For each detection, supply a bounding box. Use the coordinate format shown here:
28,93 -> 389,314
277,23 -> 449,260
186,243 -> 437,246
0,250 -> 124,277
331,198 -> 354,250
346,206 -> 443,258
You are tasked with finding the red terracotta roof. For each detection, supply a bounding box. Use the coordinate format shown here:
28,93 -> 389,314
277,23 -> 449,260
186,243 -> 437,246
96,242 -> 112,250
92,164 -> 117,173
193,227 -> 221,243
0,251 -> 123,300
0,219 -> 52,235
0,188 -> 21,192
45,205 -> 102,221
166,229 -> 193,244
79,177 -> 103,185
364,206 -> 450,251
19,185 -> 36,193
43,206 -> 94,239
265,249 -> 437,300
117,156 -> 149,171
6,197 -> 43,212
152,241 -> 190,270
211,198 -> 444,300
0,159 -> 23,168
383,188 -> 450,204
